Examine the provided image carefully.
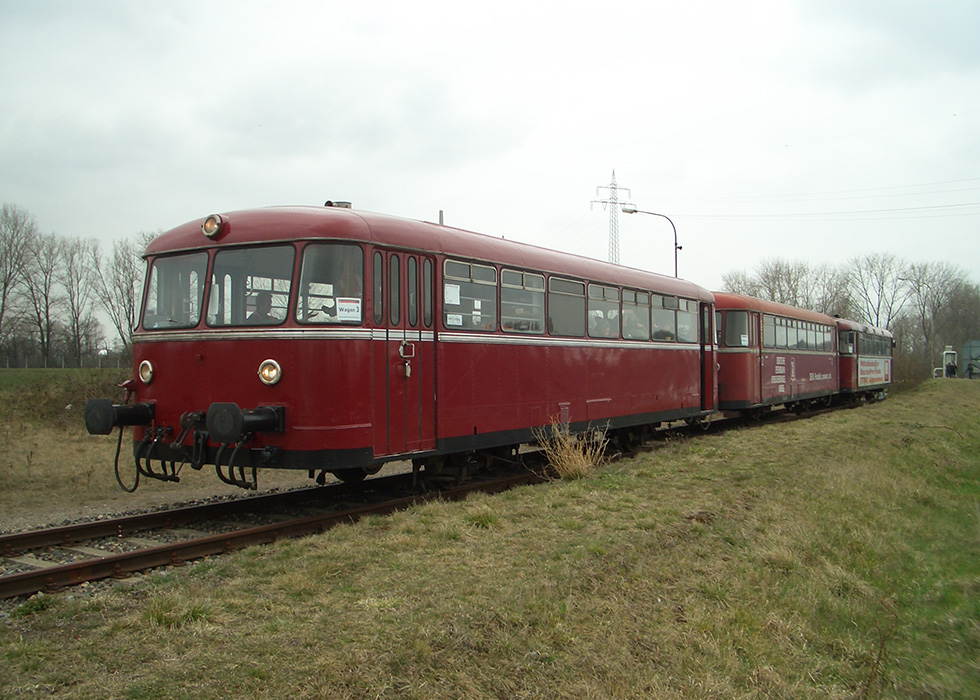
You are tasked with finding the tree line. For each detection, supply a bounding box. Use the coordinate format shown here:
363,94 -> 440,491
723,254 -> 980,384
0,203 -> 150,368
3,201 -> 977,382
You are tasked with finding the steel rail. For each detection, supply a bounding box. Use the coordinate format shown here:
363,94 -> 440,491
0,475 -> 415,556
0,471 -> 543,600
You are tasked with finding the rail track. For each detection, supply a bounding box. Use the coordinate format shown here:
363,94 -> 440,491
1,400 -> 863,602
0,468 -> 545,600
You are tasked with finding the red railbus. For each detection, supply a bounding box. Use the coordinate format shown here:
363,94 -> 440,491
713,292 -> 839,412
86,205 -> 717,489
835,318 -> 893,400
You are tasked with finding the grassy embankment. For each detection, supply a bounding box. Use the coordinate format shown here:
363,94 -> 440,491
1,374 -> 979,698
0,369 -> 310,527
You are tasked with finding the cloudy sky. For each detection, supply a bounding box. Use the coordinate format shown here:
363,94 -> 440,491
2,0 -> 978,290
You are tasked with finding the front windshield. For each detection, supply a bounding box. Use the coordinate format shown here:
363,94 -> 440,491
141,252 -> 208,329
207,245 -> 295,326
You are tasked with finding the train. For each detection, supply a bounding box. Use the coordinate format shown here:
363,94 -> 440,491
714,293 -> 892,415
84,204 -> 893,491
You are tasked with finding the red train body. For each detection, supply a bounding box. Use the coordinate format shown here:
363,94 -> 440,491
86,206 -> 717,487
85,205 -> 893,490
835,318 -> 893,399
714,293 -> 839,411
714,292 -> 893,412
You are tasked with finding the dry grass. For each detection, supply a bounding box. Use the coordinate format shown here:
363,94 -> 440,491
533,418 -> 610,479
0,369 -> 313,532
2,379 -> 980,698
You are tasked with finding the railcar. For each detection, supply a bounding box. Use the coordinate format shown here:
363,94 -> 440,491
86,205 -> 717,490
713,292 -> 839,413
835,318 -> 893,400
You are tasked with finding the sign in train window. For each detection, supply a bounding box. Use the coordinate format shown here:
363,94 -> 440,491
443,260 -> 497,331
296,243 -> 363,325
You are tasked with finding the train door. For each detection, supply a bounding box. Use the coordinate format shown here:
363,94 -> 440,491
700,302 -> 717,411
372,251 -> 436,456
751,312 -> 762,404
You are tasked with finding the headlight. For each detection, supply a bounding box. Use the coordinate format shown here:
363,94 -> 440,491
202,214 -> 223,238
138,360 -> 154,385
258,359 -> 282,386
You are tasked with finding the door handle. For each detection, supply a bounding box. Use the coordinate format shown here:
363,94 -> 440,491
399,341 -> 416,359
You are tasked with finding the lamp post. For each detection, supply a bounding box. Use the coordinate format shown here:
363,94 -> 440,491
620,203 -> 681,278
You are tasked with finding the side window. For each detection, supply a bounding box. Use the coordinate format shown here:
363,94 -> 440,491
623,290 -> 651,340
423,259 -> 433,328
651,295 -> 676,341
548,277 -> 586,337
443,260 -> 497,331
775,317 -> 788,349
501,269 -> 545,334
408,257 -> 418,327
763,315 -> 776,348
390,256 -> 400,325
295,243 -> 363,325
373,252 -> 383,325
676,299 -> 697,343
723,310 -> 749,347
588,284 -> 620,339
209,245 -> 294,327
786,320 -> 798,349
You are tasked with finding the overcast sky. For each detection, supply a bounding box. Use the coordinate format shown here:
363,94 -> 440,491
2,0 -> 978,291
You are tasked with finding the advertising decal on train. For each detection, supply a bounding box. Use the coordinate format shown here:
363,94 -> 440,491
859,358 -> 891,386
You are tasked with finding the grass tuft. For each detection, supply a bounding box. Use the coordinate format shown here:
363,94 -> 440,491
534,419 -> 609,480
142,592 -> 215,629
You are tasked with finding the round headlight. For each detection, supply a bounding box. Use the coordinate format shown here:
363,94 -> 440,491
139,360 -> 154,385
258,359 -> 282,386
202,214 -> 223,238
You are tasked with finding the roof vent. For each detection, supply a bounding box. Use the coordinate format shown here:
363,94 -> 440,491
324,200 -> 352,208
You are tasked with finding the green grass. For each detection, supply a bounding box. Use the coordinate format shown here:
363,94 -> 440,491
0,368 -> 129,426
2,379 -> 979,698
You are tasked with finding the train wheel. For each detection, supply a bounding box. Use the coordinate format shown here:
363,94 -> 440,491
331,468 -> 369,483
613,429 -> 640,457
685,415 -> 711,431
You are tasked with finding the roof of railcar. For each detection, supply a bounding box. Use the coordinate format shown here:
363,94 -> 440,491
833,317 -> 894,338
145,205 -> 712,301
711,292 -> 837,325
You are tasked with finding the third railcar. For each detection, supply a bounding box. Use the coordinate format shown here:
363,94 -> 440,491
835,318 -> 893,400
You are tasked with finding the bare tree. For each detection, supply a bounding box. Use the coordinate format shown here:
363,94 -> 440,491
723,258 -> 853,317
755,259 -> 808,307
21,231 -> 63,366
90,234 -> 151,351
904,261 -> 964,372
721,269 -> 760,297
58,236 -> 99,366
810,264 -> 855,319
934,279 -> 980,358
0,203 -> 37,345
848,253 -> 909,329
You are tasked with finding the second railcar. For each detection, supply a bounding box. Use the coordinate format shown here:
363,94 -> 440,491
714,292 -> 839,412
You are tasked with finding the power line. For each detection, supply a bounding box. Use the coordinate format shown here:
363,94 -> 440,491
685,200 -> 980,221
664,177 -> 980,205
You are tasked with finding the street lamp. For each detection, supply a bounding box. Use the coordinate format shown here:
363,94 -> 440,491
620,203 -> 681,278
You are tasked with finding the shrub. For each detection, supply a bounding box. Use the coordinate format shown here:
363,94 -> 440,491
533,419 -> 609,480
